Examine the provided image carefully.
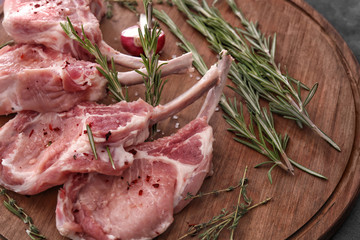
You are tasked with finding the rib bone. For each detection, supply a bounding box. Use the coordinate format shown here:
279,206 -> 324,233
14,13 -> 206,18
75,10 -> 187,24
118,52 -> 193,85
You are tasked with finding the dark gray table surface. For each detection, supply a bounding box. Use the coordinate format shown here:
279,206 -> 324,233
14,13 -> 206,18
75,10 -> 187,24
302,1 -> 360,239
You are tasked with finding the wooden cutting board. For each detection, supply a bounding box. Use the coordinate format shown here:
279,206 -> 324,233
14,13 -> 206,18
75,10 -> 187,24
0,0 -> 359,239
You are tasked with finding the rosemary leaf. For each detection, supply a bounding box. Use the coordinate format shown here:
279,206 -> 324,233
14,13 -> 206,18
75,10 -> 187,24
86,124 -> 98,160
106,146 -> 116,169
0,40 -> 15,50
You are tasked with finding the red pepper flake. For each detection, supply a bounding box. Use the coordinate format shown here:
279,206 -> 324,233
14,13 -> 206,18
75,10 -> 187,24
83,153 -> 89,156
53,127 -> 60,131
49,124 -> 53,131
124,161 -> 129,165
146,175 -> 151,182
156,179 -> 160,182
138,190 -> 143,196
29,129 -> 34,138
152,184 -> 160,188
131,179 -> 138,185
84,130 -> 87,134
34,4 -> 40,8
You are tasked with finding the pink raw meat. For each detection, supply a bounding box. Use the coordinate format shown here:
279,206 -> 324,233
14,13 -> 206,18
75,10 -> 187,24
0,44 -> 107,114
56,117 -> 213,240
0,100 -> 153,195
0,53 -> 231,195
0,44 -> 192,114
2,0 -> 144,68
2,1 -> 194,81
55,52 -> 232,240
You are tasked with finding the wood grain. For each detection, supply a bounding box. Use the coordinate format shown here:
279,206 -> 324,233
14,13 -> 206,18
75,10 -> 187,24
0,0 -> 359,239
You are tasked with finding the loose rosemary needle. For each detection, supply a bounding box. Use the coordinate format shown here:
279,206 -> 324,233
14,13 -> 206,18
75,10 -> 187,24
0,40 -> 14,50
86,124 -> 98,160
0,188 -> 46,240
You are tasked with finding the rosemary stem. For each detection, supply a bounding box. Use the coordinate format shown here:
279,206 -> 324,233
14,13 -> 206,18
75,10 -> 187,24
247,197 -> 272,211
280,151 -> 294,175
185,182 -> 242,200
230,167 -> 248,239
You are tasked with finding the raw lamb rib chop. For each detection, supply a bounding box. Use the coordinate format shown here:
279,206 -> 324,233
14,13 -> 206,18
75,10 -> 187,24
0,44 -> 107,114
2,0 -> 145,68
0,53 -> 232,195
0,44 -> 192,114
55,53 -> 232,240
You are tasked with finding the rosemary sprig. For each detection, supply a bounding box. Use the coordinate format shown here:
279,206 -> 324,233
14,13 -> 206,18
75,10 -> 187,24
178,0 -> 339,151
220,94 -> 327,181
225,0 -> 340,151
136,0 -> 168,135
0,188 -> 46,240
157,2 -> 327,180
179,167 -> 271,240
169,0 -> 295,174
60,17 -> 128,102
